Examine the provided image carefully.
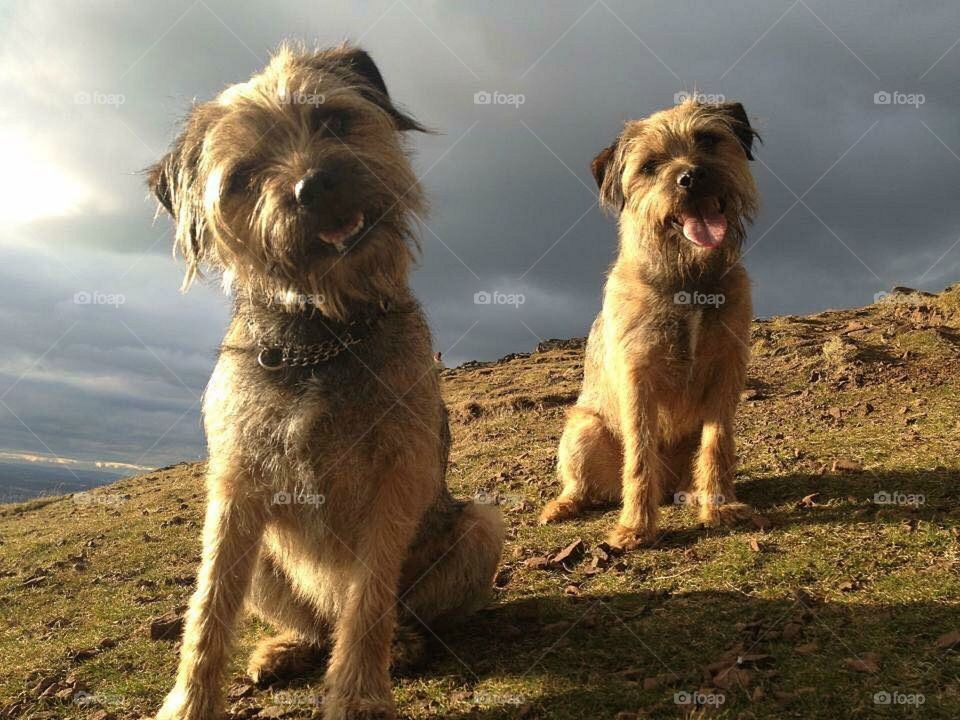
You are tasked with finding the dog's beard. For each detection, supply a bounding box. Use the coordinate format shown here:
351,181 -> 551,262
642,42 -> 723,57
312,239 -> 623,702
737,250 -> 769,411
628,200 -> 747,294
217,205 -> 417,320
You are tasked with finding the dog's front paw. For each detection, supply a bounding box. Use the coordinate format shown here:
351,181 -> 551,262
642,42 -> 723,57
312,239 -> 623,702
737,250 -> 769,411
701,501 -> 753,527
539,498 -> 582,525
155,686 -> 217,720
323,692 -> 396,720
605,523 -> 653,551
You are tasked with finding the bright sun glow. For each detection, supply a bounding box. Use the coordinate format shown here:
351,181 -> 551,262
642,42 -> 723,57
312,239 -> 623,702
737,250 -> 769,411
0,134 -> 92,227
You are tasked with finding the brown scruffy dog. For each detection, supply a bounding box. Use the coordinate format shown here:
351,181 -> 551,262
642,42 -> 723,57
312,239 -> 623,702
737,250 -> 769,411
148,44 -> 504,720
540,99 -> 760,551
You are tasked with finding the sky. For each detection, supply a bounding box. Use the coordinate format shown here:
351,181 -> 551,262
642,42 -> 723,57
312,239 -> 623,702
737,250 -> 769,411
0,0 -> 958,474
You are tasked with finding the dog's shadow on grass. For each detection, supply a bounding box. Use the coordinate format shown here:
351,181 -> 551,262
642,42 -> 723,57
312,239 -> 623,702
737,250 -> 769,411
735,468 -> 958,527
554,467 -> 957,550
423,589 -> 960,720
646,468 -> 956,549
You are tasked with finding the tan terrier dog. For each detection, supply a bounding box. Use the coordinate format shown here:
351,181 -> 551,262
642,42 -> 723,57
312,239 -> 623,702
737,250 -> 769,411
540,99 -> 760,550
148,44 -> 504,720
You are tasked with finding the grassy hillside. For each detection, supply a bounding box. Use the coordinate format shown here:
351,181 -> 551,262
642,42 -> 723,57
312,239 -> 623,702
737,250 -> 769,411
2,286 -> 959,719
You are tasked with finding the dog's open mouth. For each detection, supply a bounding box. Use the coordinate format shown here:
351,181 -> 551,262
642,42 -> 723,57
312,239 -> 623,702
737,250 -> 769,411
317,211 -> 366,253
673,197 -> 727,249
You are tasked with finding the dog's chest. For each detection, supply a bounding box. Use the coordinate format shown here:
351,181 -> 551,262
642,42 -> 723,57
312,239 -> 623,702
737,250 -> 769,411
685,309 -> 704,362
206,355 -> 387,459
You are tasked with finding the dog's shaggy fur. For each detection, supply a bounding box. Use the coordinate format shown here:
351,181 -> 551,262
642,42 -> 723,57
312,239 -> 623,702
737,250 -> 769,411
149,45 -> 504,720
540,99 -> 760,550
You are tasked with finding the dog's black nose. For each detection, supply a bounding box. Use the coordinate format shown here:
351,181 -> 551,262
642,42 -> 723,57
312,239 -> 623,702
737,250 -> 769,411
294,168 -> 336,207
676,166 -> 704,190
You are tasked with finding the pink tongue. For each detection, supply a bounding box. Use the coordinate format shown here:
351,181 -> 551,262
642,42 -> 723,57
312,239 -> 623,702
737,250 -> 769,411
682,208 -> 727,248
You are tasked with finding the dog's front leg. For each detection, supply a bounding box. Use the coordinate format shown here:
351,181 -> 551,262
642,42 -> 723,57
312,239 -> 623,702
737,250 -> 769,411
157,469 -> 266,720
323,480 -> 422,720
608,367 -> 662,550
695,414 -> 752,526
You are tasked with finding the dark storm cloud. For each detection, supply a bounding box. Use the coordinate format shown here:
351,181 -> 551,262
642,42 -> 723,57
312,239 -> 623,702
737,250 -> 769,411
0,0 -> 958,469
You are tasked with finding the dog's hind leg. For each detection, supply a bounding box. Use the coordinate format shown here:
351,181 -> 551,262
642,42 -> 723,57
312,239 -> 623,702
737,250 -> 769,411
540,406 -> 621,524
396,497 -> 504,655
245,551 -> 331,685
660,433 -> 698,503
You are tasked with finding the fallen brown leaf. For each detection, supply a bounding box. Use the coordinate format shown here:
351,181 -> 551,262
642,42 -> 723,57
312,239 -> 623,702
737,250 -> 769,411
149,609 -> 185,642
935,630 -> 960,650
799,493 -> 820,508
523,556 -> 550,570
551,538 -> 585,568
714,666 -> 752,689
844,652 -> 880,673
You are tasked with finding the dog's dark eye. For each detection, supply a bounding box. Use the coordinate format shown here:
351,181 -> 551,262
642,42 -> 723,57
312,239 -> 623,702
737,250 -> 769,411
225,164 -> 255,194
695,132 -> 721,150
641,161 -> 658,175
313,110 -> 349,137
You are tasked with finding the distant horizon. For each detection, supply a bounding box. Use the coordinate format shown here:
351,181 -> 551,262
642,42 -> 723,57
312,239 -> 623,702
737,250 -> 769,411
0,279 -> 955,479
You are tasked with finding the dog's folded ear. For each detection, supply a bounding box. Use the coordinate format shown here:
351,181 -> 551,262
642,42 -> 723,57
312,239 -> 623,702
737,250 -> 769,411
591,139 -> 625,213
337,47 -> 428,133
147,154 -> 176,218
716,102 -> 759,160
146,112 -> 212,290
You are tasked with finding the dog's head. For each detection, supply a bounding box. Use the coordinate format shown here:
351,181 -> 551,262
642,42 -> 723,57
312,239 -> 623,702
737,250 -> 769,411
148,44 -> 427,316
591,99 -> 759,276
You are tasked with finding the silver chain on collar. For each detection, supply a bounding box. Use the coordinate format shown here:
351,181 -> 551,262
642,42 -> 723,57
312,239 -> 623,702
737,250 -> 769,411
247,301 -> 392,371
